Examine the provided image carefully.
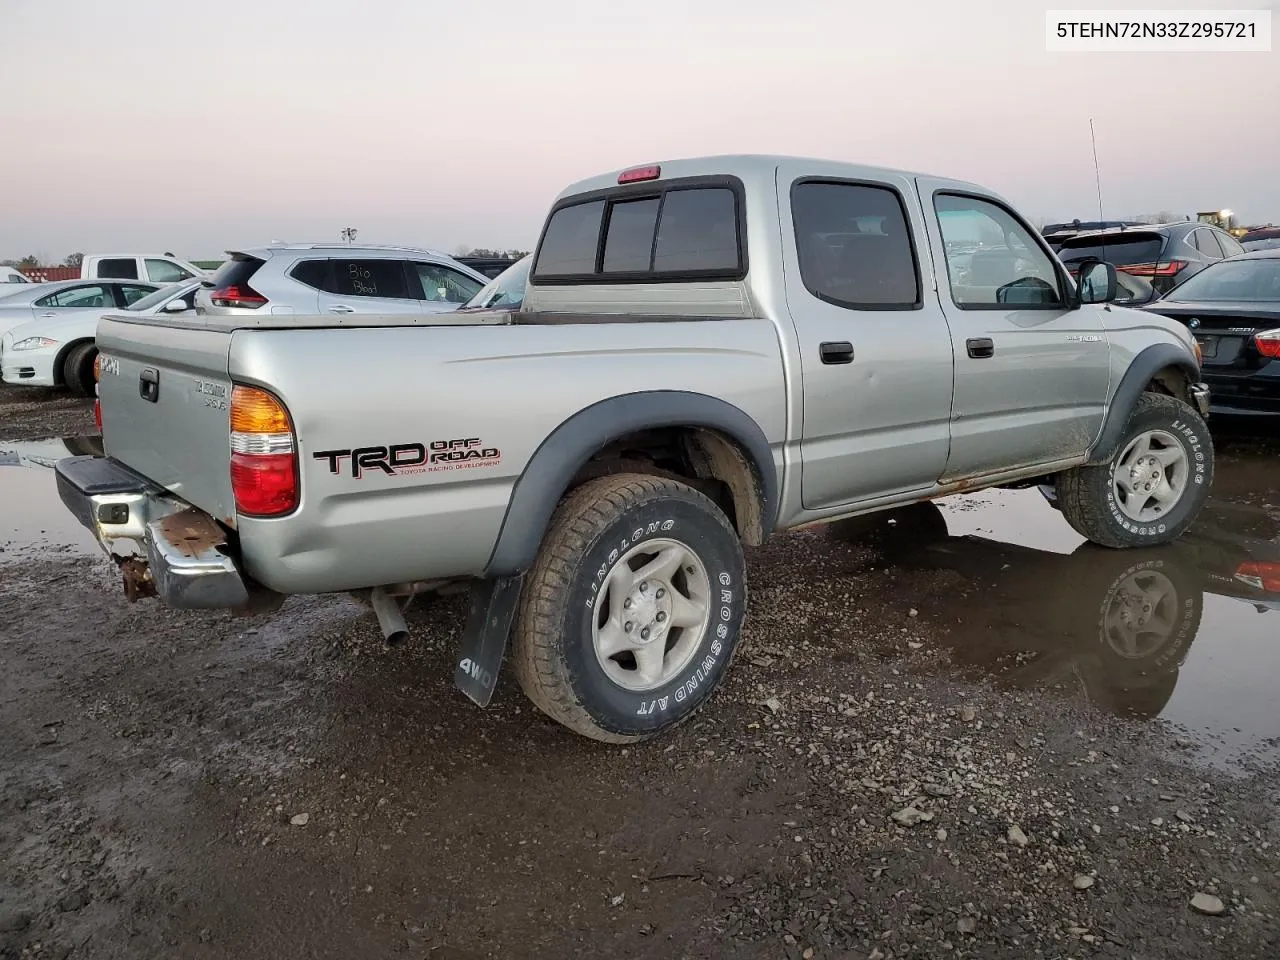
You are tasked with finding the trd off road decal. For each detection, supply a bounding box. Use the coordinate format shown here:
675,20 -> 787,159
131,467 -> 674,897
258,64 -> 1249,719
314,437 -> 502,479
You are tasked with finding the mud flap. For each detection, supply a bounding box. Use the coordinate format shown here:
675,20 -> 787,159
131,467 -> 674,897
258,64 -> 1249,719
454,574 -> 525,708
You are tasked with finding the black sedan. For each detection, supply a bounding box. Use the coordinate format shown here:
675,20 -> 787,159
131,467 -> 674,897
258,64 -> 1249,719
1140,250 -> 1280,416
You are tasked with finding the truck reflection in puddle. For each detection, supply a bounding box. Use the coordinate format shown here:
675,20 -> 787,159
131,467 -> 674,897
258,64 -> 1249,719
850,490 -> 1280,768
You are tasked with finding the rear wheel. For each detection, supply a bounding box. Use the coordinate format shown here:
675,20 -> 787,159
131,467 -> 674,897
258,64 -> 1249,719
61,342 -> 98,397
1055,393 -> 1212,548
512,473 -> 747,742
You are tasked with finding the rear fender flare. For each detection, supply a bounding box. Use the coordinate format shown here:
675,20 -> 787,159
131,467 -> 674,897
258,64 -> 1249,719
482,390 -> 778,577
1086,343 -> 1200,465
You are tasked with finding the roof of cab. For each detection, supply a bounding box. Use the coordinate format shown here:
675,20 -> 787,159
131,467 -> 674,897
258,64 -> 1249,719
552,153 -> 988,203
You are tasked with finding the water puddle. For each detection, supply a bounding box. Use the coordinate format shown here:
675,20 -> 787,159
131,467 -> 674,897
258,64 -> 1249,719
0,436 -> 105,557
873,481 -> 1280,771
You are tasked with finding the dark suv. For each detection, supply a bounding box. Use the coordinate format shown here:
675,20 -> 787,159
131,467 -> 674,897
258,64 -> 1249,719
1056,222 -> 1246,296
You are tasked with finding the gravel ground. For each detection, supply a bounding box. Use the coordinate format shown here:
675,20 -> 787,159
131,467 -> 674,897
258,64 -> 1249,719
2,384 -> 1278,959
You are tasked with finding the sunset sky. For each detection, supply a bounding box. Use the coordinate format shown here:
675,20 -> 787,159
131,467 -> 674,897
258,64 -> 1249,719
1,0 -> 1276,262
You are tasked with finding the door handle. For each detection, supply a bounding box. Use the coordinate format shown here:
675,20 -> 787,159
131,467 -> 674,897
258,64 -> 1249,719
139,367 -> 159,403
328,304 -> 354,314
819,340 -> 854,364
966,337 -> 995,359
40,312 -> 56,318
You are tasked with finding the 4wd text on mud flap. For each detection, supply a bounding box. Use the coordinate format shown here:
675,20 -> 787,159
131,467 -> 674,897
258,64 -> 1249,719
314,438 -> 502,479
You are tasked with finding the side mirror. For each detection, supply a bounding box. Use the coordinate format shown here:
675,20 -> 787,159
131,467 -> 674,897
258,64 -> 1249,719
1076,259 -> 1118,305
163,298 -> 189,313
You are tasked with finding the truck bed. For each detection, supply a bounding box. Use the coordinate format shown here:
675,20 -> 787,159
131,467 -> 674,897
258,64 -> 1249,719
94,310 -> 787,595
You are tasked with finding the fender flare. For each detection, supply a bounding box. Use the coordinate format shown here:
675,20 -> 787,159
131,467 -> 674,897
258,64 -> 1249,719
1085,342 -> 1200,465
482,390 -> 779,577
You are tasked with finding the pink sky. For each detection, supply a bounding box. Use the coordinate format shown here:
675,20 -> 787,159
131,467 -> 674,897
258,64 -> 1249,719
1,0 -> 1276,261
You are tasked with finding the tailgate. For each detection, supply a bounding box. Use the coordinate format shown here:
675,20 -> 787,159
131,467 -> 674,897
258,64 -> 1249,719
96,314 -> 237,526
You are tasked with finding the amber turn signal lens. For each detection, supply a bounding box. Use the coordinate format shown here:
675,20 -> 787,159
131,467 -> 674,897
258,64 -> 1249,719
231,385 -> 292,434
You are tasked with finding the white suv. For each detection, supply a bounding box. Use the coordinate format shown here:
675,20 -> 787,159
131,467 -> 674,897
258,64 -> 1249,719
196,243 -> 490,316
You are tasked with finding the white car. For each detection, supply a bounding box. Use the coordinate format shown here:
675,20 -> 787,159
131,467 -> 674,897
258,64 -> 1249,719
1,279 -> 199,395
0,265 -> 36,297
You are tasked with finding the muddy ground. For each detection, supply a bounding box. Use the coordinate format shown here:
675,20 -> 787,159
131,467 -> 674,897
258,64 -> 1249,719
2,383 -> 1279,959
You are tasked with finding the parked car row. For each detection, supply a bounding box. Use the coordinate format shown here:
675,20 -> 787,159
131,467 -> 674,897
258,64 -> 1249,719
0,244 -> 515,396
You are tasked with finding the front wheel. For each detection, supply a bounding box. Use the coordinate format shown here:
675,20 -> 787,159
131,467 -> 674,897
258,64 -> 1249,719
1054,393 -> 1213,548
512,473 -> 747,742
62,342 -> 98,397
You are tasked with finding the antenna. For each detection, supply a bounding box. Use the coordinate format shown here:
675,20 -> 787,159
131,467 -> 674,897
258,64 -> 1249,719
1089,118 -> 1104,223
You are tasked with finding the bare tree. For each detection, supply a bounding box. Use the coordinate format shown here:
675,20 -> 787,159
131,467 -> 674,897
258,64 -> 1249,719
17,254 -> 40,269
64,252 -> 84,267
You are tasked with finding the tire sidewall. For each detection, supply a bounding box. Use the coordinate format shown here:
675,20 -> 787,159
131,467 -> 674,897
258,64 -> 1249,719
1100,403 -> 1212,545
558,493 -> 746,737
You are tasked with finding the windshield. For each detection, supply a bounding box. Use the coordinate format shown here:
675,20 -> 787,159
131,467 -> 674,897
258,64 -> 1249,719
462,256 -> 530,309
1164,258 -> 1280,303
124,281 -> 193,312
1058,233 -> 1165,266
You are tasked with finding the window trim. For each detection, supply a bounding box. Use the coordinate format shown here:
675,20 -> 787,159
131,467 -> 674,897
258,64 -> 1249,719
35,283 -> 111,308
530,174 -> 749,285
789,176 -> 924,312
931,189 -> 1068,312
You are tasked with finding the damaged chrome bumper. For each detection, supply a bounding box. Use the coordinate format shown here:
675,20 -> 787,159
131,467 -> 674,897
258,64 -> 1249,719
54,455 -> 250,609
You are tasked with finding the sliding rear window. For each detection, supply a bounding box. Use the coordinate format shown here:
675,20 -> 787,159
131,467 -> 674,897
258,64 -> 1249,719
531,177 -> 745,283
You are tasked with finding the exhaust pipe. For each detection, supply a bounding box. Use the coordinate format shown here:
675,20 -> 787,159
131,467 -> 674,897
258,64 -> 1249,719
370,587 -> 409,646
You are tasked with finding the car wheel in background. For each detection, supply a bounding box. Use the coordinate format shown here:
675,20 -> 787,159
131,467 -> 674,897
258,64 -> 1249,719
61,342 -> 98,397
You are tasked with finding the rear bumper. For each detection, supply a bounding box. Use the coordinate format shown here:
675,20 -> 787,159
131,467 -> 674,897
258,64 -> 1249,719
55,455 -> 251,609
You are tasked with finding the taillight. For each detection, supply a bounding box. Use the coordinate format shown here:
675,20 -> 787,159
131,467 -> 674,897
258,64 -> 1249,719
1235,561 -> 1280,593
229,385 -> 298,517
93,354 -> 102,430
1254,329 -> 1280,360
211,283 -> 268,309
1116,260 -> 1188,278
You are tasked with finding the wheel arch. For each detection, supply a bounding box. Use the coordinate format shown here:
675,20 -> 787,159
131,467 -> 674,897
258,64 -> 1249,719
1086,343 -> 1200,466
482,391 -> 779,578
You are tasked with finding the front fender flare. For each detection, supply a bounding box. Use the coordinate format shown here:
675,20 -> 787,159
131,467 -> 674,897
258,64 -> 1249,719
482,390 -> 779,577
1085,343 -> 1201,465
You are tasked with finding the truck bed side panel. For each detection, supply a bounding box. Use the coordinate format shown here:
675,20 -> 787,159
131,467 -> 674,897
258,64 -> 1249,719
95,316 -> 237,525
228,320 -> 786,595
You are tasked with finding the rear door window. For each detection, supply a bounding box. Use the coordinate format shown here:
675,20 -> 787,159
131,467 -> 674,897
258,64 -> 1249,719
95,258 -> 138,279
117,284 -> 158,305
791,180 -> 920,309
1193,230 -> 1224,259
329,259 -> 411,300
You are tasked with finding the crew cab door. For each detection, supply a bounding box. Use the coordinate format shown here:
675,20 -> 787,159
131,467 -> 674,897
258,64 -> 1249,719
778,163 -> 955,510
915,179 -> 1111,481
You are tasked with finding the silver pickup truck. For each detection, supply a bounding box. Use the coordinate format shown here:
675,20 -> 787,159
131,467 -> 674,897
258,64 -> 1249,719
57,154 -> 1214,743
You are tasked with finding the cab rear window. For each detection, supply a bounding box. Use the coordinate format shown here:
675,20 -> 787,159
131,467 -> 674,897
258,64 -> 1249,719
531,178 -> 745,283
